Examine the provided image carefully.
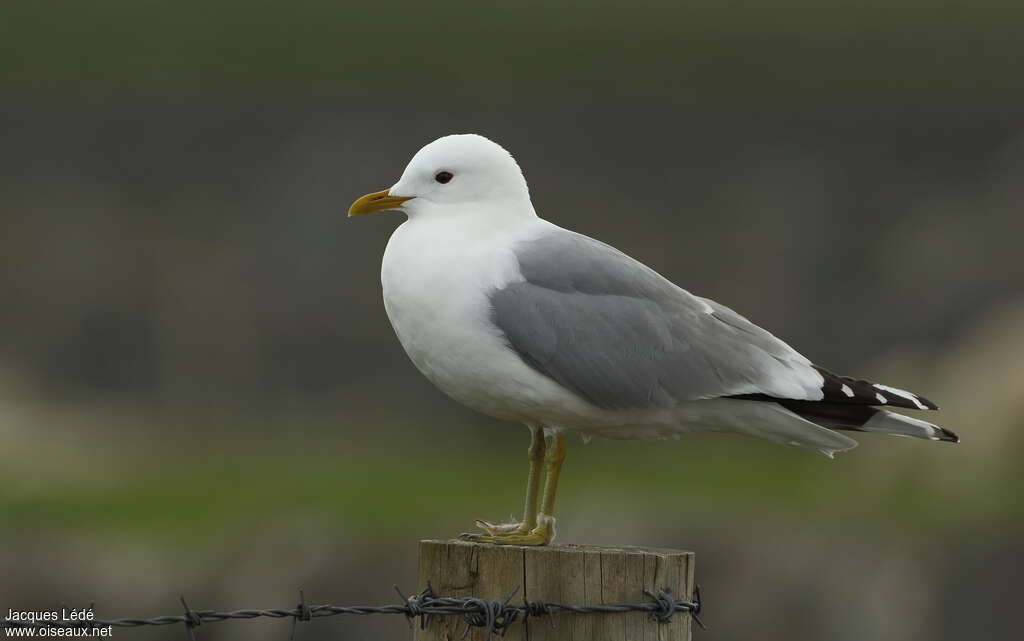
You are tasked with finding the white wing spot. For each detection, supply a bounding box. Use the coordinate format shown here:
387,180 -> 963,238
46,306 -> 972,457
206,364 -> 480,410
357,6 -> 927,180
841,384 -> 854,398
875,392 -> 888,404
874,383 -> 928,410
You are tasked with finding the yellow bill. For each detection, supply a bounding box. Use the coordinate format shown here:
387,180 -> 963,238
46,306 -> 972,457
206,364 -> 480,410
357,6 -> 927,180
348,189 -> 413,217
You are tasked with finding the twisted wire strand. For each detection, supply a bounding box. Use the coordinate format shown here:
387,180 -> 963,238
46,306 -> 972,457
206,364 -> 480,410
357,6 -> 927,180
2,583 -> 703,640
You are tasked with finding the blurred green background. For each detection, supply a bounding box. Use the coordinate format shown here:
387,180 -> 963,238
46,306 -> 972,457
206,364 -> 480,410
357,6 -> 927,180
2,1 -> 1022,640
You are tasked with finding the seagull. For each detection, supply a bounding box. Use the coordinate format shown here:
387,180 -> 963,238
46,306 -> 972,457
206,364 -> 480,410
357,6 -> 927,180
349,134 -> 958,546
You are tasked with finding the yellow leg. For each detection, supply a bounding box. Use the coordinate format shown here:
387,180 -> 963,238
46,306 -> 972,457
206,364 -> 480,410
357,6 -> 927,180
461,431 -> 565,546
539,433 -> 566,520
469,426 -> 545,537
520,426 -> 546,531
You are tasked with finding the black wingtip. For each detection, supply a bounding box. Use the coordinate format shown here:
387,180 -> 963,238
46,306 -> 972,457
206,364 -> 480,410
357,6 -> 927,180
810,366 -> 941,411
937,427 -> 960,443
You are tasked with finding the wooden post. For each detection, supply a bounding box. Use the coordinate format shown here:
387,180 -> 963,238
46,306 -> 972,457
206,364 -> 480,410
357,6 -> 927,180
415,540 -> 696,641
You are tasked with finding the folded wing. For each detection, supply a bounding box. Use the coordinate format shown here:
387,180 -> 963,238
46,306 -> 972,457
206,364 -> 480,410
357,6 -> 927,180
489,227 -> 826,410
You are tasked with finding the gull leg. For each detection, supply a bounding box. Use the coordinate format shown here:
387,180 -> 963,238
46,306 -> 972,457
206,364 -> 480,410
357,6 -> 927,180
533,432 -> 566,541
521,425 -> 546,530
460,431 -> 565,546
469,425 -> 545,536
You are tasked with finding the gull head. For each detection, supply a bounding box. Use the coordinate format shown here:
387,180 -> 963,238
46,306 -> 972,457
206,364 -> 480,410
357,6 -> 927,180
348,134 -> 533,218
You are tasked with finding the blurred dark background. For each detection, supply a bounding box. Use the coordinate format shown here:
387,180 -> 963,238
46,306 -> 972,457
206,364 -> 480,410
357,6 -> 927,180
2,1 -> 1022,640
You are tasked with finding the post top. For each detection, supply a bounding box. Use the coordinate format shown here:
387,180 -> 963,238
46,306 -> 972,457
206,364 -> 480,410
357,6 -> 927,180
421,538 -> 694,557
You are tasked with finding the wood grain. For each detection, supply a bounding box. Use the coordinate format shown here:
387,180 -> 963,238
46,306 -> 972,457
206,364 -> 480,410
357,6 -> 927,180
415,540 -> 695,641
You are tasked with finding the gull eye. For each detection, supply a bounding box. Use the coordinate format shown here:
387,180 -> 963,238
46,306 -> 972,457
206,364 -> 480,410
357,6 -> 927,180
435,171 -> 453,184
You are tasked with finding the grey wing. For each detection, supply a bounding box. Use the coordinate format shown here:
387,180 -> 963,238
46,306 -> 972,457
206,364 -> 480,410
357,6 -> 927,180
489,228 -> 825,410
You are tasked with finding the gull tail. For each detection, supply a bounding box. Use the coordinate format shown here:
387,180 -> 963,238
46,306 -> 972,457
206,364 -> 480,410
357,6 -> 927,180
777,401 -> 959,443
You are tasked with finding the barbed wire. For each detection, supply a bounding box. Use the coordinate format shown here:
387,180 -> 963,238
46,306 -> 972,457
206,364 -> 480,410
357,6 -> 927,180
2,582 -> 703,640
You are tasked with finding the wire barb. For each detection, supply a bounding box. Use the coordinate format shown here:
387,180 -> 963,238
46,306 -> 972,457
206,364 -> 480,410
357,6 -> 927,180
692,583 -> 706,631
642,588 -> 677,623
179,597 -> 201,641
289,589 -> 312,641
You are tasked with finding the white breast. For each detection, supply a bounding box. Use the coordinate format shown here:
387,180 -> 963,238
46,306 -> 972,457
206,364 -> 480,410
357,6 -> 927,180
381,214 -> 580,421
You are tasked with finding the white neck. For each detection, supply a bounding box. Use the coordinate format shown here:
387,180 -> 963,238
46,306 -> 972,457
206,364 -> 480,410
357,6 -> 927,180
402,196 -> 539,233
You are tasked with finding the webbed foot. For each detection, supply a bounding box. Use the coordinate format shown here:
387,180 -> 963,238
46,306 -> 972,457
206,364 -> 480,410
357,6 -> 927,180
458,515 -> 555,546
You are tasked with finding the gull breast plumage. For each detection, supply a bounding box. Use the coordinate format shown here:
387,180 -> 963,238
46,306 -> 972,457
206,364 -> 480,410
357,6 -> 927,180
382,211 -> 595,424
